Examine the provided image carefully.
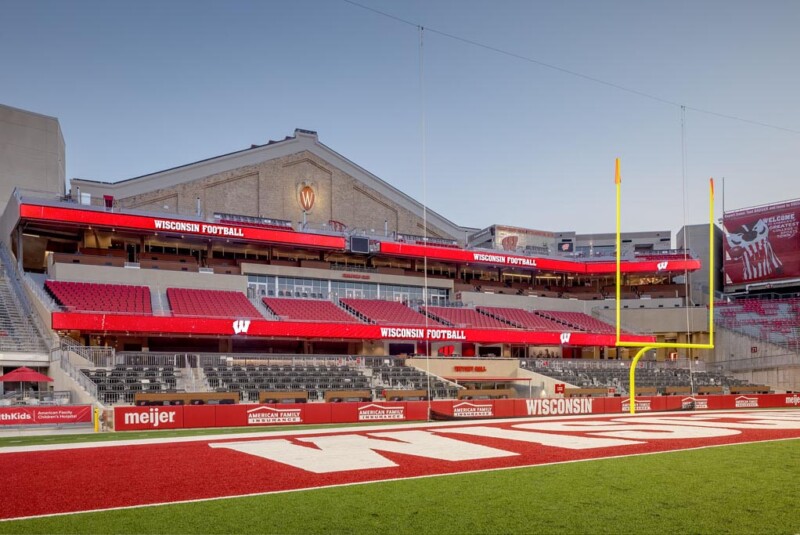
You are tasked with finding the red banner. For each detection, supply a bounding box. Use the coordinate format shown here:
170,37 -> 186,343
379,241 -> 701,275
113,394 -> 800,431
723,199 -> 800,285
52,311 -> 656,346
19,203 -> 346,251
0,405 -> 92,426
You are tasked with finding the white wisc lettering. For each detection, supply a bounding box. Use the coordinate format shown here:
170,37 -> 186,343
517,421 -> 739,440
437,426 -> 641,450
525,398 -> 592,416
209,430 -> 517,473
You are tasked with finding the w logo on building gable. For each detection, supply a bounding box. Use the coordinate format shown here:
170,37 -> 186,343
299,185 -> 315,212
233,319 -> 251,335
560,332 -> 571,345
657,261 -> 668,271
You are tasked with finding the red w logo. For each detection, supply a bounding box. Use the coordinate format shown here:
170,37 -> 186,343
501,235 -> 518,251
299,186 -> 315,211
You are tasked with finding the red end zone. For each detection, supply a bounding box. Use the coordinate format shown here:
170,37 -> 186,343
1,410 -> 799,520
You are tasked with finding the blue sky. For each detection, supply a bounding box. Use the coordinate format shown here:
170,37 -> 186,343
2,0 -> 798,238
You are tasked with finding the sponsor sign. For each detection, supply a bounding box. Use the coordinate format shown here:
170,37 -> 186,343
621,398 -> 652,412
115,406 -> 183,430
357,404 -> 405,421
554,383 -> 565,394
247,406 -> 302,425
453,402 -> 493,418
734,396 -> 759,408
681,397 -> 709,410
525,398 -> 592,416
723,199 -> 800,285
786,394 -> 800,406
0,405 -> 92,426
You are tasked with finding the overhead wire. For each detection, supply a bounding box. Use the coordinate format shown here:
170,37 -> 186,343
342,0 -> 800,135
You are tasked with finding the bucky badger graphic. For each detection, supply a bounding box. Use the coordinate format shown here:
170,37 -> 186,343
726,218 -> 783,280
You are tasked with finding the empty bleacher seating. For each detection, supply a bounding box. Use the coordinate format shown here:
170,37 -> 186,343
715,297 -> 800,350
262,297 -> 361,323
477,307 -> 566,331
204,364 -> 372,402
46,281 -> 152,314
422,306 -> 514,329
340,298 -> 443,326
167,288 -> 262,318
534,310 -> 617,333
82,365 -> 178,405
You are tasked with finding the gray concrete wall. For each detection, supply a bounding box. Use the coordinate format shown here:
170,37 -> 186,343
49,262 -> 247,292
0,104 -> 65,208
241,263 -> 454,290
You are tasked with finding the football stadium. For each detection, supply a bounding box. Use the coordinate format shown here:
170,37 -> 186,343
0,101 -> 799,533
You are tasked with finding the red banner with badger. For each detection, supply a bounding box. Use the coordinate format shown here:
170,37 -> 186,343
723,199 -> 800,285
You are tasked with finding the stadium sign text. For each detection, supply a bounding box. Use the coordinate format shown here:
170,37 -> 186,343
248,407 -> 302,425
0,411 -> 33,422
681,397 -> 709,410
453,402 -> 493,418
123,407 -> 177,428
472,252 -> 537,267
378,327 -> 467,340
621,398 -> 652,412
525,398 -> 593,416
153,219 -> 245,238
358,404 -> 406,421
735,396 -> 759,408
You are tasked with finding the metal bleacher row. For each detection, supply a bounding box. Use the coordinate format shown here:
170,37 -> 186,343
79,361 -> 461,405
82,365 -> 179,405
43,280 -> 623,333
522,361 -> 755,395
204,364 -> 372,402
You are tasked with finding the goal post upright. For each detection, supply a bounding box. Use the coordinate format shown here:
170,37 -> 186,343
614,159 -> 715,413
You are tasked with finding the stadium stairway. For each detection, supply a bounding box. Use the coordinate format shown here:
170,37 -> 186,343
0,244 -> 50,353
250,297 -> 278,320
151,290 -> 170,315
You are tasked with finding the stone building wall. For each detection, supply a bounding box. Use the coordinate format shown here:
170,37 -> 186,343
117,151 -> 453,240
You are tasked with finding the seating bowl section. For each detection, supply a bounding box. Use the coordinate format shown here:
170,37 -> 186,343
262,297 -> 361,323
534,310 -> 617,333
715,297 -> 800,349
478,307 -> 566,331
82,365 -> 177,405
46,280 -> 152,314
167,288 -> 262,318
422,306 -> 513,329
204,364 -> 371,402
340,298 -> 443,326
521,361 -> 757,394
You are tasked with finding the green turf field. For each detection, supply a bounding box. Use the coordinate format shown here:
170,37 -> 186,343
1,439 -> 797,534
